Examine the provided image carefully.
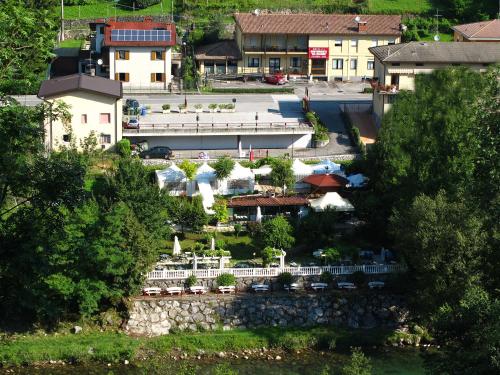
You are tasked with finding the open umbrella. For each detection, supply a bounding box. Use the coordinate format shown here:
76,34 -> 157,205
172,235 -> 182,256
255,206 -> 262,222
210,237 -> 215,251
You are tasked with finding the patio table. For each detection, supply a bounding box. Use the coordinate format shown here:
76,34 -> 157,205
165,287 -> 184,295
143,287 -> 161,296
310,282 -> 328,291
190,286 -> 208,294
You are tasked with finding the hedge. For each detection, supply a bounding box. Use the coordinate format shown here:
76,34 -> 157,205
209,87 -> 294,94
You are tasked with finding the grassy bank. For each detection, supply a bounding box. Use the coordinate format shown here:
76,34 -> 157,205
206,87 -> 295,94
0,326 -> 407,367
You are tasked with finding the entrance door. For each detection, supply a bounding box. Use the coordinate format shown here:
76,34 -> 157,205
311,59 -> 326,75
269,58 -> 281,73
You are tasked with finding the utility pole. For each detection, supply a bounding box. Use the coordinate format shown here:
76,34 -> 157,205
60,0 -> 64,42
433,9 -> 442,41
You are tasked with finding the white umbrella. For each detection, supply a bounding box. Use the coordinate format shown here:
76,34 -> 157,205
210,237 -> 215,251
172,235 -> 182,256
255,206 -> 262,222
238,140 -> 243,157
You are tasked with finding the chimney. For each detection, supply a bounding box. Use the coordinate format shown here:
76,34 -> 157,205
144,16 -> 153,22
357,21 -> 367,33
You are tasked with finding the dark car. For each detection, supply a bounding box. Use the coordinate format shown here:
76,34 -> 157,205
123,99 -> 140,114
139,146 -> 172,159
123,118 -> 140,129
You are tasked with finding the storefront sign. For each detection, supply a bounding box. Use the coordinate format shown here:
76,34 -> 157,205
308,47 -> 329,59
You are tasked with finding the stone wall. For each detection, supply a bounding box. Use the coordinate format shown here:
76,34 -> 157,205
126,292 -> 408,336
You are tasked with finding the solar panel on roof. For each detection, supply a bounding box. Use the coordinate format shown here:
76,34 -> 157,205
110,29 -> 171,42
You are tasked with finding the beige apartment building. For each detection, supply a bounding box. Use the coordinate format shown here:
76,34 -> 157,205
38,74 -> 123,151
369,42 -> 500,126
226,13 -> 402,81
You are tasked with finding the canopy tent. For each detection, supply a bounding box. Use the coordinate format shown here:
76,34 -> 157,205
252,165 -> 272,176
195,162 -> 216,181
302,173 -> 349,193
229,162 -> 254,180
309,192 -> 355,212
292,159 -> 314,178
155,163 -> 187,190
347,173 -> 367,188
312,159 -> 341,174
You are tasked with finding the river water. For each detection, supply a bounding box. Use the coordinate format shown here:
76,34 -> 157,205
1,349 -> 424,374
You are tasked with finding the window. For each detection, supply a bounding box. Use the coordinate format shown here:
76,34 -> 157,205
350,59 -> 357,70
116,50 -> 129,60
350,40 -> 358,48
367,60 -> 374,70
290,57 -> 301,68
416,63 -> 424,67
332,59 -> 343,70
99,113 -> 111,124
388,39 -> 396,45
151,51 -> 164,60
269,58 -> 280,72
151,73 -> 165,82
100,134 -> 111,144
81,114 -> 87,124
391,63 -> 400,66
62,134 -> 71,142
115,72 -> 129,82
248,57 -> 260,67
371,39 -> 378,47
334,39 -> 342,47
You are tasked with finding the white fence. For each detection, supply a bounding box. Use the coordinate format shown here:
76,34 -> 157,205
147,264 -> 405,280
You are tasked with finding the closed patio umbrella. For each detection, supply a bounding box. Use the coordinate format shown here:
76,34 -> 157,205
210,237 -> 215,251
255,206 -> 262,222
173,235 -> 182,256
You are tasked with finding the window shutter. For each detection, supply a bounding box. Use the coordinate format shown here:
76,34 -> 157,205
114,73 -> 119,80
151,51 -> 155,60
125,51 -> 130,60
161,51 -> 166,60
125,73 -> 129,82
115,51 -> 119,60
161,73 -> 165,82
151,73 -> 155,82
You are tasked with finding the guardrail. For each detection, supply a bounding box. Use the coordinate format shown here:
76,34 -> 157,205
147,264 -> 405,280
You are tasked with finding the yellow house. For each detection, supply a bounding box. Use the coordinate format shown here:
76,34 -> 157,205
229,12 -> 402,81
369,42 -> 500,126
38,74 -> 123,151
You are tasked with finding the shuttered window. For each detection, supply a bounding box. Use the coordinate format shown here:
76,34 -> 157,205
151,73 -> 165,82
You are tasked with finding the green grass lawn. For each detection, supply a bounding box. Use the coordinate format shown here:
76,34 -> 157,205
367,0 -> 433,13
61,0 -> 173,20
58,38 -> 84,48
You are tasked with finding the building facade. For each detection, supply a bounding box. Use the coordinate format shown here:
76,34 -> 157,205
38,74 -> 123,151
452,19 -> 500,42
231,13 -> 402,81
84,18 -> 177,91
369,42 -> 500,126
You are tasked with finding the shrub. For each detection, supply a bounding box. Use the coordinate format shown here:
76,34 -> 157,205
203,232 -> 215,244
115,139 -> 131,157
208,103 -> 217,110
216,273 -> 236,286
186,275 -> 198,287
233,223 -> 243,237
272,331 -> 318,351
194,104 -> 202,109
320,271 -> 333,284
162,104 -> 170,110
119,0 -> 160,9
362,87 -> 374,94
323,247 -> 341,264
178,103 -> 187,110
261,246 -> 281,267
215,239 -> 226,250
246,221 -> 262,237
179,160 -> 197,180
209,87 -> 294,94
214,156 -> 235,180
277,271 -> 293,286
351,271 -> 366,288
260,216 -> 295,250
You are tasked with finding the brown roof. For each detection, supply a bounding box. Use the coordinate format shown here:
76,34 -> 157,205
302,174 -> 349,188
103,20 -> 176,47
228,195 -> 309,208
194,40 -> 241,60
452,19 -> 500,40
38,74 -> 122,99
234,13 -> 402,36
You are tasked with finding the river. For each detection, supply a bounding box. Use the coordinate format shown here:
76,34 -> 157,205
1,348 -> 424,374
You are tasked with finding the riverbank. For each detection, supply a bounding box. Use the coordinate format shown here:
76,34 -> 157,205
0,326 -> 427,368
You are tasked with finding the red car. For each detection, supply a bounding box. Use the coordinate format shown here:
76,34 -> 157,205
264,73 -> 287,85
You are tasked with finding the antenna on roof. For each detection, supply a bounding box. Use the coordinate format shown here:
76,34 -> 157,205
253,9 -> 260,16
354,16 -> 361,23
433,9 -> 442,42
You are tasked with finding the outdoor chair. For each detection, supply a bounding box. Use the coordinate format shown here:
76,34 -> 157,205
142,287 -> 162,296
218,285 -> 236,294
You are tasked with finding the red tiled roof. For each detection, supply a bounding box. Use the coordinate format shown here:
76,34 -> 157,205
234,13 -> 402,36
228,196 -> 309,208
453,19 -> 500,40
302,174 -> 348,188
103,20 -> 176,47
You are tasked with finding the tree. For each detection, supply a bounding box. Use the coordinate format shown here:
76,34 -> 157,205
269,158 -> 294,192
214,156 -> 235,180
342,347 -> 372,375
297,209 -> 337,248
179,159 -> 197,180
259,215 -> 295,250
212,199 -> 229,224
323,247 -> 341,264
261,246 -> 281,267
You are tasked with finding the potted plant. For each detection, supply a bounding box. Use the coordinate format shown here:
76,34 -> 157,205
162,104 -> 171,114
194,104 -> 203,113
178,103 -> 187,113
227,103 -> 235,113
218,104 -> 226,113
208,103 -> 217,113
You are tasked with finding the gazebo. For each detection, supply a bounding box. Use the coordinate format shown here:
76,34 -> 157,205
302,173 -> 349,193
155,163 -> 188,195
220,162 -> 255,195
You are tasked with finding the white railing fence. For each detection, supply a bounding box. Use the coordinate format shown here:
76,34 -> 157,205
147,264 -> 405,280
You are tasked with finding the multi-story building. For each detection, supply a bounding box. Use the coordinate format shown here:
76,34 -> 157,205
38,74 -> 123,151
84,18 -> 177,91
369,42 -> 500,126
223,12 -> 402,81
452,19 -> 500,42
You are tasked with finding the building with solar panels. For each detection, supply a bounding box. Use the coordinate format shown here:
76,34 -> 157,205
87,17 -> 177,91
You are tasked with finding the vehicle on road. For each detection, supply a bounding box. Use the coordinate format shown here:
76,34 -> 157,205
264,72 -> 287,85
139,146 -> 173,160
123,118 -> 140,129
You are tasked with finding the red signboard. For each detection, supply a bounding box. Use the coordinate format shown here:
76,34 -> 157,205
308,47 -> 329,59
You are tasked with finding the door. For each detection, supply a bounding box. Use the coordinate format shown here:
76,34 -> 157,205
269,58 -> 281,73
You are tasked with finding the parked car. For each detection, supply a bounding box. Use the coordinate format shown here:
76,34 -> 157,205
264,72 -> 287,85
123,118 -> 140,129
123,98 -> 140,114
139,146 -> 173,159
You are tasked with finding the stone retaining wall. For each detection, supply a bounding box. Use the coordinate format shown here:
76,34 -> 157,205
126,292 -> 407,336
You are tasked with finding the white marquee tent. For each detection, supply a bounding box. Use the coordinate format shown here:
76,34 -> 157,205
309,192 -> 355,212
155,163 -> 187,192
312,159 -> 341,174
195,162 -> 216,182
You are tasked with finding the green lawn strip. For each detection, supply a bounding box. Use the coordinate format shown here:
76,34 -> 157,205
208,87 -> 295,94
61,1 -> 173,20
367,0 -> 433,14
58,39 -> 84,48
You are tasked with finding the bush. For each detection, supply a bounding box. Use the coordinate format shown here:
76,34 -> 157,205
260,216 -> 295,250
119,0 -> 160,9
203,232 -> 215,244
233,223 -> 243,237
351,271 -> 366,288
261,246 -> 281,267
277,272 -> 293,286
115,139 -> 131,157
178,103 -> 187,110
162,104 -> 170,110
216,273 -> 236,286
272,331 -> 318,351
363,87 -> 374,94
246,222 -> 262,237
208,103 -> 217,110
194,104 -> 202,109
186,275 -> 198,287
320,271 -> 333,284
215,239 -> 226,250
210,87 -> 294,94
214,156 -> 235,180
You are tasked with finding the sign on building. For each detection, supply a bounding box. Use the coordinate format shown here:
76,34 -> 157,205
308,47 -> 329,59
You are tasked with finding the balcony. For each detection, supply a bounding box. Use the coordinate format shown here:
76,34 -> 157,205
264,45 -> 287,52
287,46 -> 308,53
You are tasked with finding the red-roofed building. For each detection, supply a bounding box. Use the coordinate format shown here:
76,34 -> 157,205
302,173 -> 349,193
85,17 -> 178,90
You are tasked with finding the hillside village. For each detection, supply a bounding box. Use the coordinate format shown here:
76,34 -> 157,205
0,1 -> 499,374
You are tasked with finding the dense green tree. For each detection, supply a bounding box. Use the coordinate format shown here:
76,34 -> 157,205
212,199 -> 229,224
297,209 -> 337,248
213,156 -> 235,180
179,159 -> 197,180
269,158 -> 294,192
259,215 -> 295,250
342,347 -> 372,375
